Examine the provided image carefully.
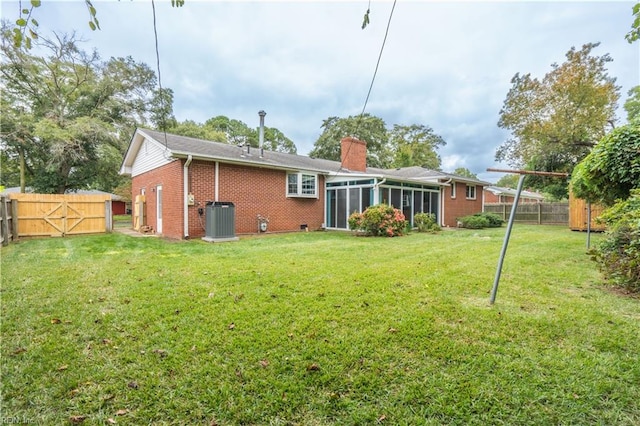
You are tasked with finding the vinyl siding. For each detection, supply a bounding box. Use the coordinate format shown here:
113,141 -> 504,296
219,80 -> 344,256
131,138 -> 174,177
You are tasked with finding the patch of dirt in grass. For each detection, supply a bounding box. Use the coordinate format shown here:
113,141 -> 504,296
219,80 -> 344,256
603,285 -> 640,300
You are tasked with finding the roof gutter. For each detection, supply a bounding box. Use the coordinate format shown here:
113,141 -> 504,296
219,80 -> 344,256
183,155 -> 193,239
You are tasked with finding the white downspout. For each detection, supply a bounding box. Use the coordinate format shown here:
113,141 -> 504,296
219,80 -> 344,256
373,178 -> 386,204
215,161 -> 219,202
441,179 -> 452,227
183,155 -> 192,238
440,187 -> 444,227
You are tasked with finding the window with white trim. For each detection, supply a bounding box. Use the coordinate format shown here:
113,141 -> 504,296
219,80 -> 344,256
450,182 -> 456,198
466,184 -> 476,199
287,172 -> 318,197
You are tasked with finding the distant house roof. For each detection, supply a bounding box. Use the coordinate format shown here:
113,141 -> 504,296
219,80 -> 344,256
67,189 -> 125,201
485,186 -> 545,201
0,186 -> 35,195
0,187 -> 123,201
121,128 -> 491,187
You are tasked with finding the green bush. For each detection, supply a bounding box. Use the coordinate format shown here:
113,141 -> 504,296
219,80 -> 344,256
480,212 -> 505,228
348,204 -> 408,237
457,212 -> 504,229
590,189 -> 640,292
458,215 -> 490,229
413,212 -> 440,233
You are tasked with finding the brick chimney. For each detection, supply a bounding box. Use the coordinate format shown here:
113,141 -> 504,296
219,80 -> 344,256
340,137 -> 367,172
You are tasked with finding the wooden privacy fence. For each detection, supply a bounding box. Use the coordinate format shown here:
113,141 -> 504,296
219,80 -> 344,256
568,192 -> 606,232
484,202 -> 569,225
1,195 -> 16,246
9,193 -> 112,238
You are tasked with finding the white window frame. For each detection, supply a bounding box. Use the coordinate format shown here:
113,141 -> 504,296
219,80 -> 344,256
466,184 -> 476,200
450,181 -> 456,199
286,172 -> 318,198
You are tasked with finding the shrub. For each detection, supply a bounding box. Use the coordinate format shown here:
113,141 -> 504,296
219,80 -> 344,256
348,204 -> 408,237
458,212 -> 504,229
413,212 -> 440,233
480,212 -> 504,228
589,189 -> 640,292
458,215 -> 489,229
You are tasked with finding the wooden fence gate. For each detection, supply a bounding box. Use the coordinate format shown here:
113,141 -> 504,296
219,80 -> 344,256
568,192 -> 606,232
9,193 -> 112,237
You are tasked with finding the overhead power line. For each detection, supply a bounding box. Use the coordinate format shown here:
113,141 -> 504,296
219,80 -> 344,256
338,0 -> 398,171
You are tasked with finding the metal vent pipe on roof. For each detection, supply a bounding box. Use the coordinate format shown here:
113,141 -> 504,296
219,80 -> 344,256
258,110 -> 266,149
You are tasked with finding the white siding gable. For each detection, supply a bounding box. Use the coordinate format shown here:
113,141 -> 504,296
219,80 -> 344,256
131,137 -> 174,177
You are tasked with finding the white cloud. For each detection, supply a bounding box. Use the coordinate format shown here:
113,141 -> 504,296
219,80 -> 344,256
9,0 -> 639,167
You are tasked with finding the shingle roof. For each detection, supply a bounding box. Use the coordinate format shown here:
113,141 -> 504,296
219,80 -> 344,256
485,186 -> 545,200
124,128 -> 490,186
368,166 -> 491,186
136,128 -> 348,174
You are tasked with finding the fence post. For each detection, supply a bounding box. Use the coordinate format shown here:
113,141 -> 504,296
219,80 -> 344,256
11,197 -> 19,241
105,201 -> 113,232
1,196 -> 7,246
537,203 -> 541,225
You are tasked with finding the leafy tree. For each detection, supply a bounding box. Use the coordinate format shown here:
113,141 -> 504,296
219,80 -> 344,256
520,155 -> 572,200
310,115 -> 446,170
168,119 -> 226,142
496,43 -> 620,176
624,85 -> 640,122
571,121 -> 640,206
451,167 -> 477,179
205,115 -> 257,146
11,0 -> 185,49
310,114 -> 391,168
626,2 -> 640,43
167,116 -> 297,154
390,124 -> 445,170
0,28 -> 164,193
589,190 -> 640,292
262,127 -> 297,154
149,87 -> 177,131
495,174 -> 519,188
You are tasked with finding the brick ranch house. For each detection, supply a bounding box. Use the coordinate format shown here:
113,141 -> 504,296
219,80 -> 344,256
120,128 -> 490,239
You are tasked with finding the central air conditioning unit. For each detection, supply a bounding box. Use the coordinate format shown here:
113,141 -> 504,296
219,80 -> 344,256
202,201 -> 239,242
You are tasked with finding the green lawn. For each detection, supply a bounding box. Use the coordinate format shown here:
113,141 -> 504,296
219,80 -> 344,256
2,226 -> 639,425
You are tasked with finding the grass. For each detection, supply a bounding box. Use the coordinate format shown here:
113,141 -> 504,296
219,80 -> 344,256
112,215 -> 132,229
1,226 -> 639,425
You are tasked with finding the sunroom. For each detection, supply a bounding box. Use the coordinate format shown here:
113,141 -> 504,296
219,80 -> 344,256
325,176 -> 442,230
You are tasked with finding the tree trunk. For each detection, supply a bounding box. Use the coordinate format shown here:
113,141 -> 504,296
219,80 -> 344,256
19,146 -> 26,193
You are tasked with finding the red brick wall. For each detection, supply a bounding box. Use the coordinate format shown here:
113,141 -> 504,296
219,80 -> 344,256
214,162 -> 324,235
131,160 -> 184,238
442,182 -> 484,227
136,160 -> 326,238
484,191 -> 540,204
341,137 -> 367,172
484,191 -> 501,204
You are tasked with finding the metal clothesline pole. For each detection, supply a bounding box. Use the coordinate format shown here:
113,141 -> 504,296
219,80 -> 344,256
486,168 -> 568,305
489,174 -> 525,304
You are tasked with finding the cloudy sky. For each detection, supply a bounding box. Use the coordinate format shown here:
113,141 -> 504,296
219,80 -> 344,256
3,0 -> 638,182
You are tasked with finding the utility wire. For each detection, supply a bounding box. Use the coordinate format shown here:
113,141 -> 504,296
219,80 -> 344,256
338,0 -> 397,172
151,0 -> 170,153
